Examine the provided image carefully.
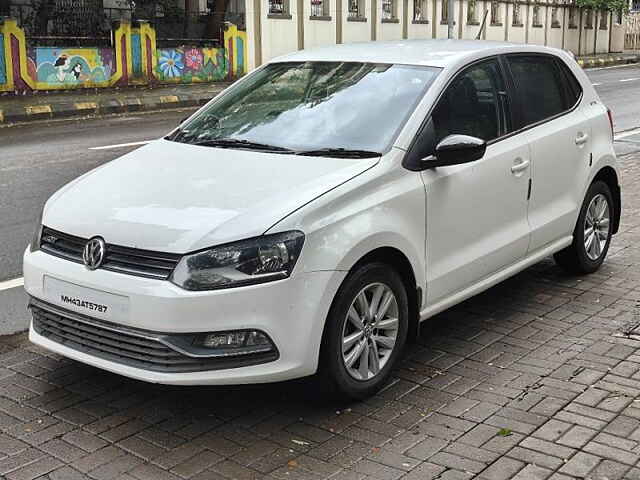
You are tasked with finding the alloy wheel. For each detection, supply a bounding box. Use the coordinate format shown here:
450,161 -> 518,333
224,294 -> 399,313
584,193 -> 610,261
341,283 -> 399,381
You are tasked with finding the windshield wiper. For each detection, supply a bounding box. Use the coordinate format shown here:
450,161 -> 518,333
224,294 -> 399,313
296,148 -> 381,158
192,138 -> 294,152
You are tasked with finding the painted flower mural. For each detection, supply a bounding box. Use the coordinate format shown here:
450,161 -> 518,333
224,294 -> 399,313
159,50 -> 184,78
156,47 -> 226,83
184,48 -> 204,70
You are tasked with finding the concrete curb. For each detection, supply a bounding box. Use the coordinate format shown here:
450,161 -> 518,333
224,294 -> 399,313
0,88 -> 226,125
577,54 -> 640,69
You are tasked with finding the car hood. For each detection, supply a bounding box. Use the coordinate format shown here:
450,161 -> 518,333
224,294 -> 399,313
43,139 -> 379,253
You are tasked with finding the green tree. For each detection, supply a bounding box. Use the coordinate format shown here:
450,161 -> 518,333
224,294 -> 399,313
575,0 -> 627,14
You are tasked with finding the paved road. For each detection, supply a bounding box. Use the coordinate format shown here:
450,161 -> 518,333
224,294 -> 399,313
588,64 -> 640,132
1,64 -> 640,333
0,109 -> 192,333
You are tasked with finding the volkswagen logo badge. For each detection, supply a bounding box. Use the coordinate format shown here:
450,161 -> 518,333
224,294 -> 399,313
83,237 -> 106,270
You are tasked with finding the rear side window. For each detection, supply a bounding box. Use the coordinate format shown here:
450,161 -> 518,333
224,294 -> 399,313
556,60 -> 583,107
507,55 -> 567,127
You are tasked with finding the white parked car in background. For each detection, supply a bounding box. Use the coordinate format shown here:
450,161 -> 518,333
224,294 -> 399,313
24,40 -> 621,399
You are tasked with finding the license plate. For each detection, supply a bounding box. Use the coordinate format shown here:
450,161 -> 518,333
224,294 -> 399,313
43,276 -> 130,321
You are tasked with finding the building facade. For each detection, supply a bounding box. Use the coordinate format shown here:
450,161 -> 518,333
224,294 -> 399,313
245,0 -> 625,69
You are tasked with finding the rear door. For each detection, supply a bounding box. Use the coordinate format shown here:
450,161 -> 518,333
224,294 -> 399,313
504,54 -> 591,253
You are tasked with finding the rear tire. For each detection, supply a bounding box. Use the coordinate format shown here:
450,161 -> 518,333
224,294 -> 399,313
554,180 -> 613,274
317,262 -> 408,401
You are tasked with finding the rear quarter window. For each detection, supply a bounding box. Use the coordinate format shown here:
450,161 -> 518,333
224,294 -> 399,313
507,55 -> 569,127
556,59 -> 583,107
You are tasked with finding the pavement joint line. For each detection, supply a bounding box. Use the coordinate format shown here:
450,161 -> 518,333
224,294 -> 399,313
0,277 -> 24,291
89,140 -> 154,150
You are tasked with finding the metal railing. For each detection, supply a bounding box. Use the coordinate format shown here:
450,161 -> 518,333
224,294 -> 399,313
5,1 -> 245,48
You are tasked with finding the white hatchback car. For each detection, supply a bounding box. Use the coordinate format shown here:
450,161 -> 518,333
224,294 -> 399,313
24,40 -> 621,399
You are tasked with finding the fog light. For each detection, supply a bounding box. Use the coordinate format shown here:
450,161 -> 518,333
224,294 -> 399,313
196,330 -> 274,355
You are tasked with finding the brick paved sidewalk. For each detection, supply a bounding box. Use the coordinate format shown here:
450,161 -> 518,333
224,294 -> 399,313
0,153 -> 639,480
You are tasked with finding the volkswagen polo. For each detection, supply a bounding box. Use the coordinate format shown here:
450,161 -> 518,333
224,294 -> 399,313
24,40 -> 621,399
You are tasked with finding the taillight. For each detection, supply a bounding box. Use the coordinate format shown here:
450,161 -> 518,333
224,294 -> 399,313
607,108 -> 614,139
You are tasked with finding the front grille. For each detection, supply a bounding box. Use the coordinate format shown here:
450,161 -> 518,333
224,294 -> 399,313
39,227 -> 181,280
30,300 -> 278,373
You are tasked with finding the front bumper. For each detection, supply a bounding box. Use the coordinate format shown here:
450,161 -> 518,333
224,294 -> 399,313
24,248 -> 346,385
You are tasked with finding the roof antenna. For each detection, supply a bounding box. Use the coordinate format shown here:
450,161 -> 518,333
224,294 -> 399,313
475,9 -> 489,40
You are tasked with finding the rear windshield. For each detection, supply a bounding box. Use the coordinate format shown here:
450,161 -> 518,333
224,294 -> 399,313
168,61 -> 441,153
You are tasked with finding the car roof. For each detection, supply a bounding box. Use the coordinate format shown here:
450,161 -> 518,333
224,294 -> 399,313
271,39 -> 568,69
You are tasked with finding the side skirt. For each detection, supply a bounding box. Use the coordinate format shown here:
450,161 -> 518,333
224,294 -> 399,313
419,236 -> 573,322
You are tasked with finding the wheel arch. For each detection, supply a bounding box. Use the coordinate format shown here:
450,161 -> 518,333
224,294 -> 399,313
344,247 -> 421,342
592,166 -> 621,234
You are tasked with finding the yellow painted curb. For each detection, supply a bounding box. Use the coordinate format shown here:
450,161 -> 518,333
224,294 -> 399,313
160,95 -> 179,103
25,105 -> 52,115
75,102 -> 98,110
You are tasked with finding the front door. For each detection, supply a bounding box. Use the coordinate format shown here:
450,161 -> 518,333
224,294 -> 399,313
421,58 -> 531,305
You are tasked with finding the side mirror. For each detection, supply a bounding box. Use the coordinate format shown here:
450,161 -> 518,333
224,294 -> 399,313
424,134 -> 486,168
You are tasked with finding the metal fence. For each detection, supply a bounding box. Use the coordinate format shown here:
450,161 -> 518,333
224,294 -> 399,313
8,0 -> 113,46
625,12 -> 640,50
5,0 -> 245,47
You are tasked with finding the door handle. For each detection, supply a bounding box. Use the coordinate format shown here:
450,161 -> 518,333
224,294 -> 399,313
575,133 -> 589,145
511,159 -> 530,174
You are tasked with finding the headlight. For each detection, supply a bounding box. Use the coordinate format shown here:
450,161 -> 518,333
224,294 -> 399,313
29,208 -> 44,253
170,231 -> 305,291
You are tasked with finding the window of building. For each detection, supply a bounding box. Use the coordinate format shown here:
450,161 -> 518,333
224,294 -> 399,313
512,2 -> 522,25
568,6 -> 577,27
599,9 -> 608,29
382,0 -> 397,19
507,55 -> 568,126
585,8 -> 593,28
348,0 -> 366,18
632,0 -> 640,12
551,3 -> 560,27
467,0 -> 478,23
310,0 -> 330,17
532,3 -> 541,26
414,0 -> 429,21
269,0 -> 290,15
431,59 -> 508,145
490,1 -> 501,25
441,0 -> 449,23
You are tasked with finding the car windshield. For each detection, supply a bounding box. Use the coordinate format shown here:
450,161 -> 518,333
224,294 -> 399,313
167,61 -> 441,155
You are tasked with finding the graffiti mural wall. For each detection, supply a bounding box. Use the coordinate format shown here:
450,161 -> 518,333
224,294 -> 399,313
0,33 -> 6,85
0,19 -> 247,93
27,47 -> 114,88
156,47 -> 226,83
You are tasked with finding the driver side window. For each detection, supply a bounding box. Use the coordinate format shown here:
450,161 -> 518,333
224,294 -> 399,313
432,59 -> 508,145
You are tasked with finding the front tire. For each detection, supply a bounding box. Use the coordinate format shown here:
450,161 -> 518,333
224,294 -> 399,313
554,180 -> 613,274
318,262 -> 409,401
